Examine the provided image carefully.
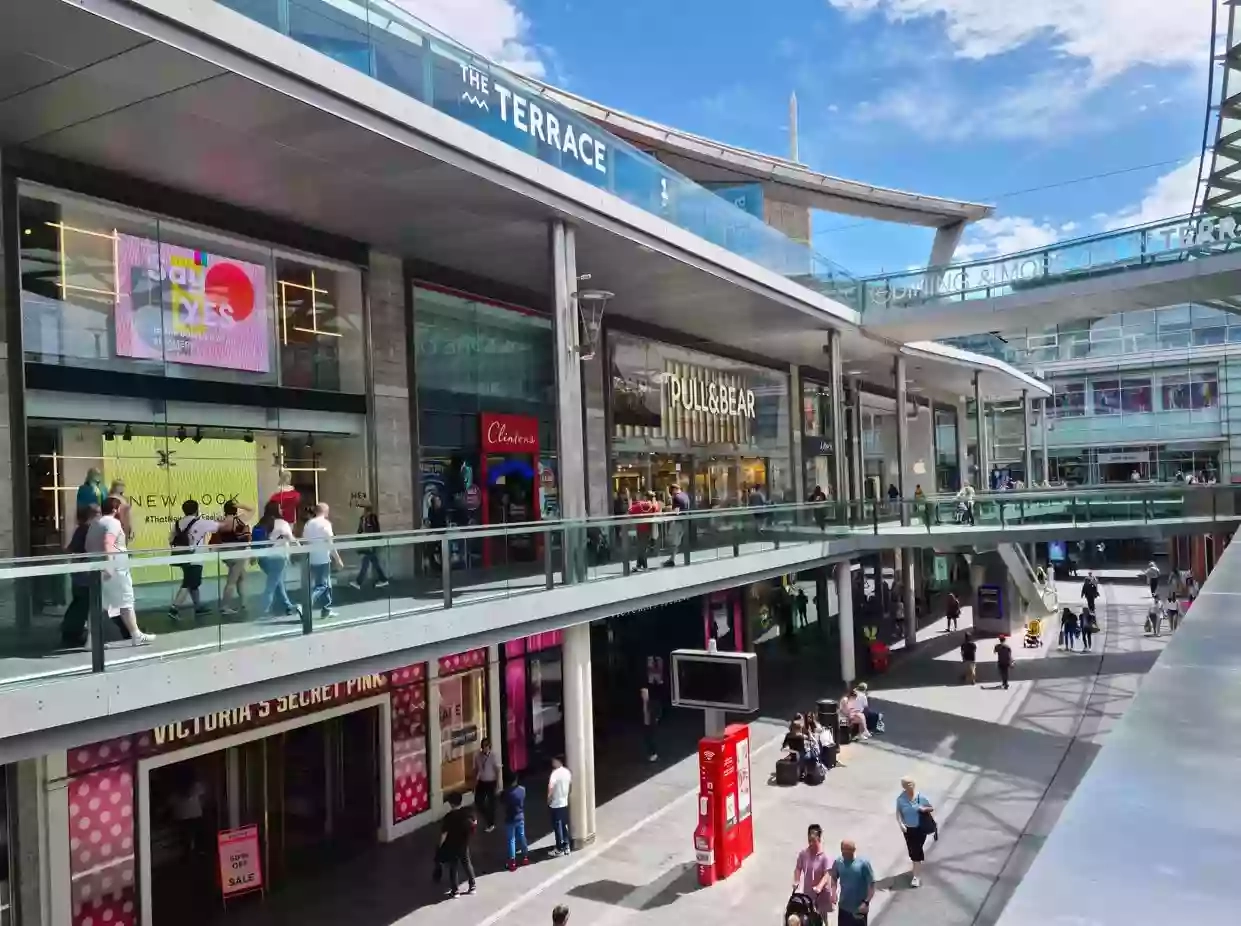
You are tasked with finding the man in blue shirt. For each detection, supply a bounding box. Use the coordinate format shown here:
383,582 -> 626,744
830,839 -> 875,926
503,771 -> 529,870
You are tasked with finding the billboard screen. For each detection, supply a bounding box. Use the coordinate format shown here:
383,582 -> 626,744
114,233 -> 271,372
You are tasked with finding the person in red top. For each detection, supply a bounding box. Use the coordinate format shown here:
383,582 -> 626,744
627,490 -> 660,571
269,472 -> 301,526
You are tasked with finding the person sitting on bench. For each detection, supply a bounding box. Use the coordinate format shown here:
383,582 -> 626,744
841,687 -> 872,741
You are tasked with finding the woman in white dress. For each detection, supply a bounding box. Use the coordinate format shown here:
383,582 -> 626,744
88,496 -> 154,645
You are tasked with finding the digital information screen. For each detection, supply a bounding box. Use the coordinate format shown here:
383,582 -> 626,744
671,650 -> 759,712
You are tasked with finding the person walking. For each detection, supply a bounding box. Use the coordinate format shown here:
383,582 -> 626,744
107,479 -> 134,541
212,499 -> 254,615
809,484 -> 829,531
829,839 -> 875,926
1146,596 -> 1163,637
960,631 -> 977,685
88,496 -> 154,645
790,824 -> 834,923
955,483 -> 976,525
1079,606 -> 1096,652
437,792 -> 477,897
896,777 -> 934,887
502,771 -> 529,870
350,506 -> 390,589
1081,571 -> 1100,612
252,501 -> 301,618
1061,607 -> 1079,651
472,738 -> 500,832
662,483 -> 690,568
627,491 -> 659,571
1143,561 -> 1161,597
302,503 -> 342,619
1165,591 -> 1181,633
60,504 -> 100,647
552,905 -> 570,926
640,685 -> 660,762
168,499 -> 220,621
547,755 -> 572,857
994,634 -> 1013,689
944,591 -> 961,632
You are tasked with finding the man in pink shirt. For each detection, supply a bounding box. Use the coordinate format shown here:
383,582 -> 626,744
791,823 -> 834,922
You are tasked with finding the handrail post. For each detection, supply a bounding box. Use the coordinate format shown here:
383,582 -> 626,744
621,525 -> 631,577
300,556 -> 314,634
441,536 -> 452,609
871,500 -> 879,534
89,572 -> 105,673
683,517 -> 692,565
999,502 -> 1007,528
544,527 -> 555,590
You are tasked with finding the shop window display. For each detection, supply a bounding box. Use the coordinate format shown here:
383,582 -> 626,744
26,420 -> 369,599
610,332 -> 792,506
18,184 -> 364,392
437,661 -> 489,797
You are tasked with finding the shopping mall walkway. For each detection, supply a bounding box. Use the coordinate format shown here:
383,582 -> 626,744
205,578 -> 1165,926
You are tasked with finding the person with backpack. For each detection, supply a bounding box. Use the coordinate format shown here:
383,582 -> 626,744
627,491 -> 660,571
60,504 -> 99,647
212,499 -> 254,615
960,631 -> 977,685
1079,606 -> 1097,652
169,499 -> 222,621
502,771 -> 530,870
252,501 -> 300,619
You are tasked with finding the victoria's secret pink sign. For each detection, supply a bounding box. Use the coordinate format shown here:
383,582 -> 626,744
482,412 -> 540,453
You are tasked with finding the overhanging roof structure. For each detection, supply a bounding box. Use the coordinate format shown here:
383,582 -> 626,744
519,77 -> 994,229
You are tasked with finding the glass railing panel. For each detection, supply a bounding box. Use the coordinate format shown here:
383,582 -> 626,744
860,211 -> 1241,313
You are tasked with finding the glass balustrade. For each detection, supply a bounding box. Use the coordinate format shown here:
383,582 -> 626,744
0,485 -> 1235,691
213,0 -> 861,307
860,211 -> 1241,312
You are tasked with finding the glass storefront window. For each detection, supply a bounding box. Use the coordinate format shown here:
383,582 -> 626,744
610,332 -> 792,505
18,183 -> 364,393
26,418 -> 369,587
1052,381 -> 1086,417
0,765 -> 9,926
438,667 -> 488,796
1161,371 -> 1218,410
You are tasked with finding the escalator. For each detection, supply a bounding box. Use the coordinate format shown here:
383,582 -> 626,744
996,543 -> 1059,617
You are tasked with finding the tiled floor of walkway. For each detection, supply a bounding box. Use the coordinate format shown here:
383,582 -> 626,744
203,578 -> 1164,926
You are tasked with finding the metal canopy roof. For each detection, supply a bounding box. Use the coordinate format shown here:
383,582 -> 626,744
519,78 -> 994,229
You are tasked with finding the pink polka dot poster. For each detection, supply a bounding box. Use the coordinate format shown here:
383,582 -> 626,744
69,765 -> 137,926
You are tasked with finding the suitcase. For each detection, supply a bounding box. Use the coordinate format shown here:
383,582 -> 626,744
804,762 -> 827,785
775,755 -> 800,786
822,744 -> 838,769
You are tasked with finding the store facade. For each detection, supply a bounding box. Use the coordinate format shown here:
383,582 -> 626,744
800,378 -> 837,499
609,331 -> 793,507
7,165 -> 373,577
501,631 -> 566,774
413,285 -> 558,570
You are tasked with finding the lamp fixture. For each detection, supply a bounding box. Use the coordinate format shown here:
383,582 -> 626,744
122,425 -> 132,442
570,287 -> 613,362
176,426 -> 188,443
192,427 -> 203,444
243,431 -> 254,444
305,432 -> 315,449
103,425 -> 116,442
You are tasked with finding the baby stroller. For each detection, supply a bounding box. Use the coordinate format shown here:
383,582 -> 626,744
786,892 -> 824,926
1024,618 -> 1043,648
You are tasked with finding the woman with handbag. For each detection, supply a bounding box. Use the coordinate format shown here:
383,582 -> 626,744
895,776 -> 935,887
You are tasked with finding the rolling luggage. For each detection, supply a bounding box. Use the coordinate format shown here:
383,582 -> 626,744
804,762 -> 827,785
775,755 -> 800,786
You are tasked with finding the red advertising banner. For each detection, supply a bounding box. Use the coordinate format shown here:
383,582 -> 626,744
218,825 -> 263,897
481,412 -> 540,453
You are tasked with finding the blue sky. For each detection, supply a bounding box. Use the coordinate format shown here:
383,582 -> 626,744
405,0 -> 1217,275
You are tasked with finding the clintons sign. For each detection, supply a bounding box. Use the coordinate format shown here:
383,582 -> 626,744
482,412 -> 540,454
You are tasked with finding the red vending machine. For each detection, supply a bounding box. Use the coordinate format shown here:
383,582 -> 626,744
695,723 -> 754,885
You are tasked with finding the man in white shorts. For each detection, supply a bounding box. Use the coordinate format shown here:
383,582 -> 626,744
86,496 -> 154,646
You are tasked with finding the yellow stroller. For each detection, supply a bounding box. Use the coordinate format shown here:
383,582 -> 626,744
1024,618 -> 1043,648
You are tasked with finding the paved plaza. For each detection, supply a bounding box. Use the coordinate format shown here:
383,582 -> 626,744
209,576 -> 1164,926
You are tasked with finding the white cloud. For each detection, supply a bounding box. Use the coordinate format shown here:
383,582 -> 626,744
828,0 -> 1218,81
956,216 -> 1062,260
1100,158 -> 1202,229
854,68 -> 1096,141
393,0 -> 545,76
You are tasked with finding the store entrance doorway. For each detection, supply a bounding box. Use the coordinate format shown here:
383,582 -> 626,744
144,705 -> 381,926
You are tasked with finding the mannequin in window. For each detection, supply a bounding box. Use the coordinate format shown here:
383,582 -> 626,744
269,471 -> 301,526
77,468 -> 105,511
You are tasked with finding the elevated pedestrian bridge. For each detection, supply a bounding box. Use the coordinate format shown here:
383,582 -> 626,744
0,486 -> 1235,764
855,213 -> 1241,342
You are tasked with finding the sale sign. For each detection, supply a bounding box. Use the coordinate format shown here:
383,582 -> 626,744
115,233 -> 271,372
218,825 -> 263,897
